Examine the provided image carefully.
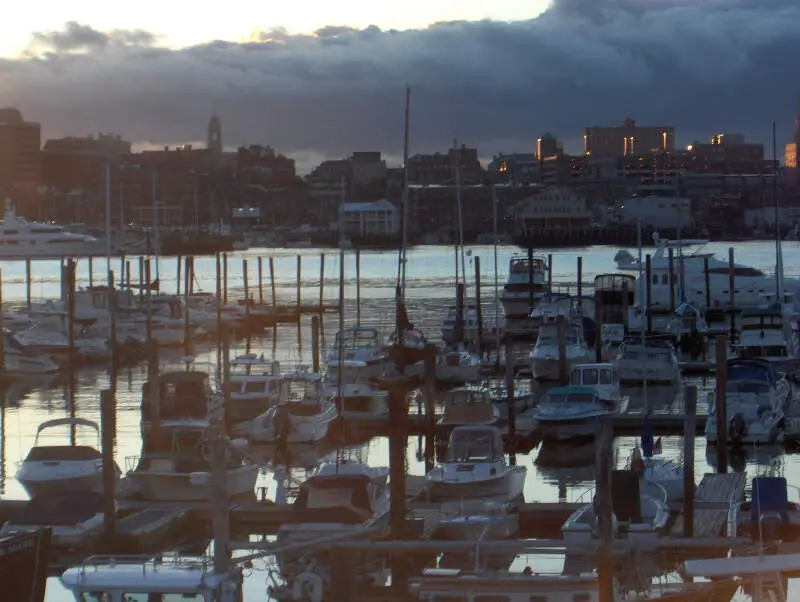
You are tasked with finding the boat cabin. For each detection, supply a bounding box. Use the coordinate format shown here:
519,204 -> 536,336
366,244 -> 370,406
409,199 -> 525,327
569,364 -> 620,402
508,254 -> 548,277
540,386 -> 610,410
280,370 -> 325,404
535,321 -> 585,348
445,426 -> 504,464
25,417 -> 102,462
60,557 -> 243,602
440,386 -> 496,426
335,327 -> 383,352
617,339 -> 676,363
737,306 -> 794,359
142,371 -> 217,428
724,358 -> 781,395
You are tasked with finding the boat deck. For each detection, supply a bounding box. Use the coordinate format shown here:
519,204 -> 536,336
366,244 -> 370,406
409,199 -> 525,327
671,473 -> 746,538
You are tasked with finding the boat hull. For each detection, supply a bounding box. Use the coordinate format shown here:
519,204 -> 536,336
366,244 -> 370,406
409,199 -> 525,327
427,467 -> 526,503
531,354 -> 593,381
127,464 -> 258,501
17,467 -> 106,498
536,416 -> 607,441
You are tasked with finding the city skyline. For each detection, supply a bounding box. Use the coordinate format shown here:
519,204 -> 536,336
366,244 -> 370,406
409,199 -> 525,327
1,0 -> 799,164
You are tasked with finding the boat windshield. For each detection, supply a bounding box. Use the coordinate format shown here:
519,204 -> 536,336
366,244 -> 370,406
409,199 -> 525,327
728,362 -> 772,384
337,329 -> 379,349
447,430 -> 499,462
282,379 -> 321,402
543,392 -> 596,405
571,368 -> 614,386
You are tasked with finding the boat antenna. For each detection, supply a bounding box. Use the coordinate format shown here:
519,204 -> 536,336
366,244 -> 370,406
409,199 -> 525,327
773,121 -> 784,303
397,85 -> 411,298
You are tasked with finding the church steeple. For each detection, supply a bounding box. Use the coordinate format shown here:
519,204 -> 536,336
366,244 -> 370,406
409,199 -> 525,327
208,112 -> 222,155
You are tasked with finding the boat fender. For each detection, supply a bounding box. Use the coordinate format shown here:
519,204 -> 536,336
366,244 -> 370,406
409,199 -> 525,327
292,572 -> 323,602
729,413 -> 747,442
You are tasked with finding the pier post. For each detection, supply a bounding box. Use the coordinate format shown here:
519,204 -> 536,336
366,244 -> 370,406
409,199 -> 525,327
319,253 -> 326,311
683,385 -> 697,538
594,293 -> 603,363
222,325 -> 232,436
355,249 -> 361,325
188,256 -> 194,296
66,258 -> 76,378
88,256 -> 93,288
108,270 -> 117,371
668,248 -> 675,312
557,314 -> 568,385
222,253 -> 228,305
645,254 -> 653,334
423,344 -> 437,473
25,258 -> 31,311
296,254 -> 302,310
137,256 -> 144,300
577,256 -> 583,297
504,334 -> 516,464
243,259 -> 250,327
176,255 -> 182,296
209,419 -> 231,574
120,255 -> 125,291
474,255 -> 484,354
311,315 -> 320,373
215,254 -> 222,375
527,248 -> 535,316
595,419 -> 614,602
100,389 -> 116,545
388,385 -> 409,594
125,260 -> 131,293
269,256 -> 276,306
704,256 -> 711,310
0,269 -> 4,373
728,247 -> 735,341
184,256 -> 192,356
714,336 -> 728,471
144,259 -> 152,347
257,257 -> 264,304
547,253 -> 553,293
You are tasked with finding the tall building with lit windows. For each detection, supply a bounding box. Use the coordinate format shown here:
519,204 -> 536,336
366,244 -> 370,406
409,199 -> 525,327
584,117 -> 674,157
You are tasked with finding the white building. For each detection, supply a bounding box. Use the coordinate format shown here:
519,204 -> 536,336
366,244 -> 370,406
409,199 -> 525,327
515,186 -> 592,232
616,186 -> 692,229
342,199 -> 400,236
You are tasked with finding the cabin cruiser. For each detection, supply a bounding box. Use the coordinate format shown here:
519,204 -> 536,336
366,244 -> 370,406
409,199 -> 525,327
438,386 -> 499,427
60,555 -> 244,602
225,353 -> 282,423
17,417 -> 118,498
530,321 -> 593,381
11,321 -> 110,363
562,471 -> 669,542
706,358 -> 790,445
569,363 -> 625,405
0,491 -> 107,548
427,426 -> 526,502
535,386 -> 616,441
277,460 -> 390,572
614,338 -> 680,385
0,198 -> 107,258
326,327 -> 388,382
244,370 -> 337,443
499,253 -> 549,320
735,305 -> 798,362
140,369 -> 222,440
435,345 -> 482,385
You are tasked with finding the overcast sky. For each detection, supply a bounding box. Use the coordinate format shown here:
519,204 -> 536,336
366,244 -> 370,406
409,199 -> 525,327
2,0 -> 798,172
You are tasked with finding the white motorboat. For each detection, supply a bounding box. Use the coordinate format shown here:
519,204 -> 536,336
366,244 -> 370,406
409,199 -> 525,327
705,358 -> 789,445
0,199 -> 108,258
337,378 -> 390,424
246,370 -> 337,444
629,445 -> 684,503
17,417 -> 118,497
426,426 -> 526,502
277,460 -> 390,572
569,363 -> 625,405
530,321 -> 593,381
438,385 -> 499,427
562,474 -> 669,543
0,491 -> 107,548
435,345 -> 482,385
60,555 -> 243,602
735,305 -> 798,362
615,233 -> 800,309
12,322 -> 110,363
499,253 -> 549,320
4,335 -> 59,374
225,353 -> 282,423
614,338 -> 680,385
326,327 -> 388,382
433,500 -> 519,542
534,386 -> 615,441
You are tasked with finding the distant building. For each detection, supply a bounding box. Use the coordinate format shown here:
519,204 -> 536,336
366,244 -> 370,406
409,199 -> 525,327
235,145 -> 296,183
688,134 -> 767,174
408,145 -> 483,185
342,199 -> 399,236
42,133 -> 132,192
616,185 -> 692,229
0,108 -> 41,196
208,112 -> 222,155
514,187 -> 592,233
536,134 -> 561,159
585,118 -> 674,157
350,152 -> 386,185
488,153 -> 537,185
786,143 -> 797,169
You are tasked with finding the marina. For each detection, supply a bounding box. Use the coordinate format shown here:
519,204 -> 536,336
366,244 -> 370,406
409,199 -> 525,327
2,241 -> 800,601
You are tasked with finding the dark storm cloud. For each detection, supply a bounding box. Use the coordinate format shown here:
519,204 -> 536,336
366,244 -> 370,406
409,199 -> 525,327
2,0 -> 799,162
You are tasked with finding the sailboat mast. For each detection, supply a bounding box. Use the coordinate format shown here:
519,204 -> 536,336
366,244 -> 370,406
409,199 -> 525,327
773,121 -> 783,301
152,169 -> 160,283
453,138 -> 461,289
638,216 -> 649,416
492,186 -> 500,352
399,86 -> 411,298
454,140 -> 466,289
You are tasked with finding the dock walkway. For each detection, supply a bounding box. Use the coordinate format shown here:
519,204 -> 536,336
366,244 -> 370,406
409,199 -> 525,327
671,472 -> 746,538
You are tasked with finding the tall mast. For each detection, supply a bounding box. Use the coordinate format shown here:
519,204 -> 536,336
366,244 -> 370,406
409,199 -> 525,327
774,121 -> 783,302
399,86 -> 411,298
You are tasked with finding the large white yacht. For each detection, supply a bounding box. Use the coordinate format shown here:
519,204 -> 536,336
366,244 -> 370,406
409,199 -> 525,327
0,199 -> 107,258
499,254 -> 549,320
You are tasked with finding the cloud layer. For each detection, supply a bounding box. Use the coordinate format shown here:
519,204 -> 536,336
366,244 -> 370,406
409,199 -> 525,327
2,0 -> 799,165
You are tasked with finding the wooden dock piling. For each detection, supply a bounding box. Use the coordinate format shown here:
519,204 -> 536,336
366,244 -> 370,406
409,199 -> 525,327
714,335 -> 728,471
595,420 -> 614,602
257,257 -> 264,304
101,389 -> 116,546
311,315 -> 320,373
683,385 -> 697,538
296,255 -> 302,308
475,255 -> 484,352
504,334 -> 516,462
25,258 -> 31,311
269,256 -> 276,306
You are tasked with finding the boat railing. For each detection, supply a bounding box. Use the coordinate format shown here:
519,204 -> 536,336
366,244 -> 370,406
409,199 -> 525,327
75,553 -> 214,575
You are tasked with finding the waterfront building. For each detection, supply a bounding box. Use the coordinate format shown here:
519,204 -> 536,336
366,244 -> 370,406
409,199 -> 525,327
584,117 -> 674,157
342,199 -> 400,236
0,108 -> 41,198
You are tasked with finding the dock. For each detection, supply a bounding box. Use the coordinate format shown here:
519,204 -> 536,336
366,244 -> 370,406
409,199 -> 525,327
671,472 -> 746,538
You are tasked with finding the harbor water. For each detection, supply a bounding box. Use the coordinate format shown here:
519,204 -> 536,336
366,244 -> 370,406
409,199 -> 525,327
1,241 -> 798,600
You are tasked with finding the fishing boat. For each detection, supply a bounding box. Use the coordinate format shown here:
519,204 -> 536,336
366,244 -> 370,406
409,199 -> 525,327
498,253 -> 550,320
530,321 -> 593,381
562,471 -> 669,543
245,370 -> 337,443
534,386 -> 615,441
60,554 -> 244,602
614,338 -> 681,385
705,358 -> 789,445
17,417 -> 118,498
426,426 -> 526,502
